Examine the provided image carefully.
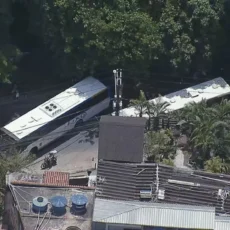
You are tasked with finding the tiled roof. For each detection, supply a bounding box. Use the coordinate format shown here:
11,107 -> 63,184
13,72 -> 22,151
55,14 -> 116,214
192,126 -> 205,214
96,160 -> 230,215
43,171 -> 70,186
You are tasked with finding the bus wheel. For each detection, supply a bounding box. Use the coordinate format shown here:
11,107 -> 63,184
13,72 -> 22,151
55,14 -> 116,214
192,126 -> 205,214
30,147 -> 38,155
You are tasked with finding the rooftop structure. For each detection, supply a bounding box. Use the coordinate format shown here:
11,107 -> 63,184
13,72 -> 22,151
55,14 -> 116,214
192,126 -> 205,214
93,198 -> 215,230
98,116 -> 147,163
4,171 -> 95,230
2,77 -> 107,140
117,77 -> 230,117
12,185 -> 94,230
96,160 -> 230,215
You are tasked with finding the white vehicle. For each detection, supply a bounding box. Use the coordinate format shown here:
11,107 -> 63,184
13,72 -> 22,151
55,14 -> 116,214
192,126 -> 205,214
0,77 -> 111,156
114,77 -> 230,117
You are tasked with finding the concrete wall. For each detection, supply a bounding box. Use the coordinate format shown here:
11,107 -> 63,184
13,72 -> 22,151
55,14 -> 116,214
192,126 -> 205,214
2,187 -> 24,230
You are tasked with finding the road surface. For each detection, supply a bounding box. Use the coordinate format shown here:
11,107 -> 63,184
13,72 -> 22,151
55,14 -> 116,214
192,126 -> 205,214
23,129 -> 99,175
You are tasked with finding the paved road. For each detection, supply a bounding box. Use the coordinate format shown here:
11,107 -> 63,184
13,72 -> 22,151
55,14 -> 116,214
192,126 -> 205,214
23,128 -> 99,175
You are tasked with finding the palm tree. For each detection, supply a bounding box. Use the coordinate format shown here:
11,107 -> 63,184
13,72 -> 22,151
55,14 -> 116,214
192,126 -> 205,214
129,90 -> 148,117
211,99 -> 230,122
146,96 -> 170,131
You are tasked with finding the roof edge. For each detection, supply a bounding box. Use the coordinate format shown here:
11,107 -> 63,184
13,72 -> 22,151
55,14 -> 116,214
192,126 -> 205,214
11,180 -> 95,190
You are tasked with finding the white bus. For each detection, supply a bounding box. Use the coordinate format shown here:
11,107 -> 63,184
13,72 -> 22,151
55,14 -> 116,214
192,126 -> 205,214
115,77 -> 230,117
0,77 -> 111,156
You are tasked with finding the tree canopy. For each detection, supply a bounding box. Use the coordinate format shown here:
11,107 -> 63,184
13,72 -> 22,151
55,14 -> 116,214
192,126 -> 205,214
0,0 -> 230,82
39,0 -> 230,79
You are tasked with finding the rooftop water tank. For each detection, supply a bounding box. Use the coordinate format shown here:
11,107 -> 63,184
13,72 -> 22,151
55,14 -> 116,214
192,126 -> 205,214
71,194 -> 88,215
50,196 -> 67,216
32,196 -> 48,213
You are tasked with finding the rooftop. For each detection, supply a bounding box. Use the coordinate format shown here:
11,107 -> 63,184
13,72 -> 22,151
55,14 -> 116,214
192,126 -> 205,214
96,160 -> 230,215
98,116 -> 147,163
11,185 -> 95,230
100,115 -> 147,127
2,77 -> 107,140
5,171 -> 95,230
117,77 -> 230,117
93,198 -> 215,229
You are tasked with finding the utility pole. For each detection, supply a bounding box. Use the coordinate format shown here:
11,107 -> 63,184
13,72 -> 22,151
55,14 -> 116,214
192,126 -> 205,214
155,164 -> 159,201
113,69 -> 123,116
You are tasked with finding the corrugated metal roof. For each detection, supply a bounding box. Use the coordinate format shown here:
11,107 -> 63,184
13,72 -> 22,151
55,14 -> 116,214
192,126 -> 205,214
43,171 -> 69,186
215,216 -> 230,230
93,198 -> 215,229
96,161 -> 230,214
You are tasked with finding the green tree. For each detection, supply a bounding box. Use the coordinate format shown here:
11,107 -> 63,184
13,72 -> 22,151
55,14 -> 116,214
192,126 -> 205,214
42,0 -> 161,78
177,99 -> 230,167
161,158 -> 174,167
0,3 -> 20,82
158,0 -> 224,74
204,156 -> 230,173
144,129 -> 176,162
0,45 -> 21,82
129,90 -> 148,117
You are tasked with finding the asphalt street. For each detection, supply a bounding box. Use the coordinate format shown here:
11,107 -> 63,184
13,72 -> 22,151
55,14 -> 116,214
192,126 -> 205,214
23,129 -> 99,175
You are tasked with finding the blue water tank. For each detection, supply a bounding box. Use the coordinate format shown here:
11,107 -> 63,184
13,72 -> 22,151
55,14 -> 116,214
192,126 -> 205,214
50,196 -> 67,216
32,196 -> 48,213
71,194 -> 88,215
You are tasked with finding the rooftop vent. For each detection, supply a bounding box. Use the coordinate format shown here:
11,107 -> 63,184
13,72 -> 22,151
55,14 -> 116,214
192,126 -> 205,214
50,196 -> 67,216
212,83 -> 219,89
188,90 -> 199,97
40,102 -> 62,117
158,189 -> 165,200
66,88 -> 78,94
168,179 -> 200,187
70,194 -> 88,215
32,196 -> 48,213
140,190 -> 152,199
218,189 -> 223,197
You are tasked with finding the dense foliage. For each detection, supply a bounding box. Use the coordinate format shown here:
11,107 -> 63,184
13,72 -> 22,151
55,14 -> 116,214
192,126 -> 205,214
1,0 -> 230,82
41,0 -> 227,78
0,4 -> 20,83
177,99 -> 230,171
131,90 -> 230,173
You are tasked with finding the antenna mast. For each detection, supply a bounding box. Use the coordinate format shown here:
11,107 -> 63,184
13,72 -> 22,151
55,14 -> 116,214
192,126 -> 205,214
113,69 -> 123,116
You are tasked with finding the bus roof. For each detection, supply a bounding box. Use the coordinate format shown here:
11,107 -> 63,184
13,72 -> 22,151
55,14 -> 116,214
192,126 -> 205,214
117,77 -> 230,117
2,77 -> 107,140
